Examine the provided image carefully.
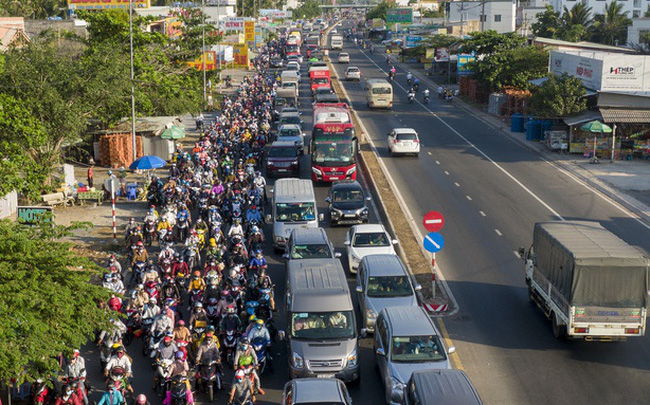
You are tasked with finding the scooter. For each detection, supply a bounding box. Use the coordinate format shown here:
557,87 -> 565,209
221,328 -> 239,368
251,337 -> 272,375
196,360 -> 222,402
408,92 -> 415,104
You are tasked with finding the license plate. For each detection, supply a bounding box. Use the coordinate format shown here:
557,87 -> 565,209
344,214 -> 356,218
329,177 -> 340,180
316,373 -> 336,378
278,169 -> 288,172
401,141 -> 412,146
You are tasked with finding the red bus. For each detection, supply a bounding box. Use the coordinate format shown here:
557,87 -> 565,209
310,103 -> 358,182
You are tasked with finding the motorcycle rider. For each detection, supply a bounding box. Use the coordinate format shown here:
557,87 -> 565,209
253,172 -> 266,204
153,335 -> 177,389
215,290 -> 236,319
141,298 -> 161,327
187,270 -> 206,301
228,369 -> 253,405
63,350 -> 88,405
406,71 -> 413,85
98,319 -> 127,365
104,273 -> 125,295
407,88 -> 415,102
142,262 -> 160,285
131,242 -> 148,266
54,385 -> 82,405
247,318 -> 271,346
172,254 -> 189,278
169,163 -> 181,179
245,205 -> 263,225
133,394 -> 150,405
151,312 -> 174,339
195,332 -> 221,374
107,254 -> 123,276
173,320 -> 192,359
189,301 -> 209,332
176,205 -> 191,242
248,250 -> 267,273
233,337 -> 257,371
413,77 -> 420,90
228,218 -> 244,240
104,346 -> 133,396
124,218 -> 138,242
97,381 -> 124,405
220,306 -> 242,335
423,88 -> 430,102
158,245 -> 175,266
128,284 -> 148,312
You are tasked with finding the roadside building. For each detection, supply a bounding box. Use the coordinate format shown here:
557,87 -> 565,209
0,17 -> 30,52
549,0 -> 647,19
447,0 -> 516,34
627,18 -> 650,48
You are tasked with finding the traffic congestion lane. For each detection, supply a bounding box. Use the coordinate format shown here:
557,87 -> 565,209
329,27 -> 650,405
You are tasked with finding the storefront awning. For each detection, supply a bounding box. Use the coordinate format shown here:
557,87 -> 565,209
563,109 -> 602,126
600,109 -> 650,124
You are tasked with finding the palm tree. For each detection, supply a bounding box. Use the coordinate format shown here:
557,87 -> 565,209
591,1 -> 632,45
562,2 -> 593,27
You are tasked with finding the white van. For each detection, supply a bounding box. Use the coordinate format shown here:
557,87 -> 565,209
267,178 -> 321,252
282,70 -> 301,84
366,79 -> 393,109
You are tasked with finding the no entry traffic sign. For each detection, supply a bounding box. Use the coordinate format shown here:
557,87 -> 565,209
423,211 -> 445,233
423,232 -> 444,253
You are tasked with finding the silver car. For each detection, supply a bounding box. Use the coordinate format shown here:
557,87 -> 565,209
277,124 -> 305,154
338,52 -> 350,63
373,306 -> 455,405
282,378 -> 352,405
344,224 -> 398,274
345,66 -> 361,81
387,128 -> 421,157
355,255 -> 421,332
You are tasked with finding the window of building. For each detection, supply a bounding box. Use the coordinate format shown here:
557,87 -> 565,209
633,9 -> 641,17
494,14 -> 502,22
480,14 -> 487,22
633,0 -> 641,7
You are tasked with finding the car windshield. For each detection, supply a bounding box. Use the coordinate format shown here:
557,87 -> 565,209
373,87 -> 392,95
280,116 -> 301,125
314,78 -> 329,85
332,188 -> 363,203
290,244 -> 332,259
280,128 -> 301,137
353,232 -> 389,247
340,53 -> 349,57
313,141 -> 354,165
290,311 -> 355,339
397,132 -> 417,141
391,335 -> 447,363
275,202 -> 316,222
268,147 -> 296,158
347,68 -> 359,73
367,276 -> 412,297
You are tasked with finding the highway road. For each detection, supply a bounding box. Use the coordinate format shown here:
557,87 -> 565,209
328,20 -> 650,405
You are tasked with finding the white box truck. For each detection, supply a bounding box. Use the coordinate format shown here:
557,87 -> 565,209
520,221 -> 648,341
330,34 -> 343,50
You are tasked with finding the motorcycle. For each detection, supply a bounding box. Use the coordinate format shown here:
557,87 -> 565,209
154,358 -> 174,394
108,366 -> 129,398
183,245 -> 200,272
167,375 -> 191,405
31,379 -> 53,405
144,280 -> 160,301
196,360 -> 221,402
423,94 -> 430,104
176,216 -> 190,243
130,261 -> 146,287
220,328 -> 239,368
251,336 -> 272,375
205,297 -> 220,327
408,92 -> 415,104
123,308 -> 143,346
413,82 -> 420,92
143,219 -> 157,246
158,228 -> 174,248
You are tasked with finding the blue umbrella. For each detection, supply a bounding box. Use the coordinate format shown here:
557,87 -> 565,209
129,155 -> 167,170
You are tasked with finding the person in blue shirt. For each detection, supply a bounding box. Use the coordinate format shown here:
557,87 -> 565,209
246,205 -> 263,224
96,382 -> 124,405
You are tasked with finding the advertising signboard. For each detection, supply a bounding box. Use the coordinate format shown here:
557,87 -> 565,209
17,206 -> 52,224
405,35 -> 422,49
69,0 -> 149,10
244,20 -> 255,43
233,43 -> 249,68
457,53 -> 476,76
435,47 -> 450,62
386,8 -> 413,24
225,17 -> 246,31
260,9 -> 292,18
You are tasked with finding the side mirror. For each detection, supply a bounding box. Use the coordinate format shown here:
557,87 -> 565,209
318,213 -> 325,222
518,247 -> 526,259
278,330 -> 286,341
447,346 -> 456,354
269,187 -> 274,194
359,328 -> 368,338
344,240 -> 350,246
325,197 -> 331,203
392,239 -> 399,245
335,252 -> 342,258
414,284 -> 422,291
376,347 -> 386,356
265,214 -> 272,223
355,285 -> 363,293
282,253 -> 289,260
366,196 -> 372,201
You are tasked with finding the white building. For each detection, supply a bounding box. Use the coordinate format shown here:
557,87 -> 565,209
448,0 -> 516,34
553,0 -> 648,19
628,18 -> 650,46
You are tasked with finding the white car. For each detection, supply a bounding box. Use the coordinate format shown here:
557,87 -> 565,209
287,54 -> 303,64
387,128 -> 421,157
345,66 -> 361,81
338,53 -> 350,63
286,61 -> 301,71
344,224 -> 398,274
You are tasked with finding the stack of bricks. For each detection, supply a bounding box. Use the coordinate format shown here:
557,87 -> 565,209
99,133 -> 143,168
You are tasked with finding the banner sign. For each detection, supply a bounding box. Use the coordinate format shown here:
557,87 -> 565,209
435,47 -> 450,62
386,8 -> 413,24
244,20 -> 255,44
68,0 -> 149,10
17,206 -> 52,224
233,43 -> 249,68
405,35 -> 422,48
457,53 -> 476,76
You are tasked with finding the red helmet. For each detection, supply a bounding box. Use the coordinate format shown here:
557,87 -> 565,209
136,241 -> 144,247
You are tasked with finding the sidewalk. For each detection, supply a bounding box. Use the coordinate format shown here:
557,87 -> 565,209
388,50 -> 650,225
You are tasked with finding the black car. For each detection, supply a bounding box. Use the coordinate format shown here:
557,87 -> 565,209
270,56 -> 284,68
325,180 -> 371,225
314,92 -> 340,105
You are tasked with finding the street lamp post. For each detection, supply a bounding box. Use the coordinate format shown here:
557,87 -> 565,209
129,0 -> 137,162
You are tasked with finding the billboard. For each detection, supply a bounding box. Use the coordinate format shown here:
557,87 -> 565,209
386,8 -> 413,24
233,44 -> 249,68
68,0 -> 149,10
244,20 -> 255,44
225,17 -> 246,31
405,35 -> 422,49
457,54 -> 476,76
435,47 -> 449,62
260,9 -> 292,18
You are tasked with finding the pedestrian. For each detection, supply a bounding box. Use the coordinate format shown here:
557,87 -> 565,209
87,164 -> 94,188
118,167 -> 127,197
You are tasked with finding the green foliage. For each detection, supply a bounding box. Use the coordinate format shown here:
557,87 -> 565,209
461,30 -> 526,56
532,5 -> 562,38
590,1 -> 631,45
291,0 -> 322,20
0,219 -> 113,384
423,34 -> 460,50
421,8 -> 444,18
367,1 -> 394,21
645,4 -> 650,17
0,0 -> 65,18
528,73 -> 587,118
471,46 -> 549,92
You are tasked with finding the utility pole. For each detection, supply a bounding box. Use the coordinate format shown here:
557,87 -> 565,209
129,0 -> 137,162
202,0 -> 207,109
480,0 -> 485,32
460,2 -> 464,37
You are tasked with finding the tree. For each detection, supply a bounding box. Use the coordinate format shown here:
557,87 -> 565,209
532,5 -> 562,38
562,2 -> 592,27
461,30 -> 526,56
292,0 -> 323,20
0,219 -> 113,384
590,1 -> 631,45
471,46 -> 549,92
367,0 -> 394,21
528,73 -> 587,118
645,4 -> 650,17
0,0 -> 65,19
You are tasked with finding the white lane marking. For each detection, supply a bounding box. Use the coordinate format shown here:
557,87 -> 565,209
428,151 -> 433,156
425,234 -> 441,249
444,171 -> 450,175
513,250 -> 521,258
540,157 -> 650,231
435,160 -> 440,164
454,182 -> 460,187
495,229 -> 503,236
466,195 -> 472,201
358,49 -> 565,221
479,211 -> 486,217
334,63 -> 460,316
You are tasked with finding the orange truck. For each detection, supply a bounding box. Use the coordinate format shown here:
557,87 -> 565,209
310,68 -> 331,95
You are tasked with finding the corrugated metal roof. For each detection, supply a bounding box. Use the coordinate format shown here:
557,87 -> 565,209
563,109 -> 602,126
600,109 -> 650,124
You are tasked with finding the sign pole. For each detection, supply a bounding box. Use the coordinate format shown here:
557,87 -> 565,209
111,181 -> 117,243
431,252 -> 436,299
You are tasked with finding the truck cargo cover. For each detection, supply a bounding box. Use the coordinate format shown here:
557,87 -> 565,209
533,221 -> 649,307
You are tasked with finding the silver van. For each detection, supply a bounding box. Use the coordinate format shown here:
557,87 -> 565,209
282,378 -> 352,405
373,306 -> 455,405
283,259 -> 360,382
403,370 -> 483,405
283,227 -> 340,261
267,178 -> 321,252
355,254 -> 421,332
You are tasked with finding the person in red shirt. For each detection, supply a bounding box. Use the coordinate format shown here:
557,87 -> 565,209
87,165 -> 94,188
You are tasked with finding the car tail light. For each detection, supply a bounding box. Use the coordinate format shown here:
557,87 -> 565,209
625,328 -> 640,334
394,139 -> 399,144
574,327 -> 589,333
413,139 -> 419,143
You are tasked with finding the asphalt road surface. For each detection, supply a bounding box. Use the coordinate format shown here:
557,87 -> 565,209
329,20 -> 650,405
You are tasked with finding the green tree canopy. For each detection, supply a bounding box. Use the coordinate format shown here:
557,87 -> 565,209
533,2 -> 594,42
461,30 -> 527,56
471,45 -> 549,92
0,0 -> 65,19
367,1 -> 394,21
590,1 -> 631,45
528,73 -> 587,118
532,5 -> 562,38
0,219 -> 113,384
291,0 -> 323,20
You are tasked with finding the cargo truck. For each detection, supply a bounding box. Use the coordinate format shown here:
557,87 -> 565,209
330,34 -> 343,50
519,221 -> 648,341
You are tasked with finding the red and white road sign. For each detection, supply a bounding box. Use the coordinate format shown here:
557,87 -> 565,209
423,211 -> 445,233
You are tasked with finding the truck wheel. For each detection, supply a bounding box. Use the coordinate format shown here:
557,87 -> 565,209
551,313 -> 567,340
